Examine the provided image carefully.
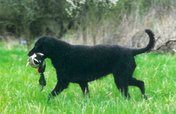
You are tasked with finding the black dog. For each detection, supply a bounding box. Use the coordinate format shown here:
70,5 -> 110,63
28,29 -> 155,99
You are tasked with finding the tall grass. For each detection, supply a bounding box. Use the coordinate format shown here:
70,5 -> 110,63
0,44 -> 176,114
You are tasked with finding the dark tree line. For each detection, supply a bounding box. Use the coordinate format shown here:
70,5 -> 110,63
0,0 -> 112,41
0,0 -> 174,45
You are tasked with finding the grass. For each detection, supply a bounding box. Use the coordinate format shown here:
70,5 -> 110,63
0,44 -> 176,114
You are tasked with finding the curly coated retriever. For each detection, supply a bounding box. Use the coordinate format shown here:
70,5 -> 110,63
28,29 -> 155,100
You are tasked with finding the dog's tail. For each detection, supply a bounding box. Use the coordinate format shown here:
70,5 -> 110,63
132,29 -> 155,55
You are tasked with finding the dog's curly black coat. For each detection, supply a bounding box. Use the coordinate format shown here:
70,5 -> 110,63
28,29 -> 155,99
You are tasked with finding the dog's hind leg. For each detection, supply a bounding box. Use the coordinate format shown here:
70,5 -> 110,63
113,72 -> 130,98
128,59 -> 148,99
79,82 -> 89,95
113,59 -> 136,99
129,78 -> 147,99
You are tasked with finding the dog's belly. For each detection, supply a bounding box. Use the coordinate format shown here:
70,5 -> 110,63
66,72 -> 110,82
62,65 -> 112,82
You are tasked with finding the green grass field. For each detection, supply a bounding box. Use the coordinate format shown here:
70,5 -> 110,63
0,44 -> 176,114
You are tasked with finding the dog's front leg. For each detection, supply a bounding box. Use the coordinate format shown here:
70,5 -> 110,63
48,80 -> 69,101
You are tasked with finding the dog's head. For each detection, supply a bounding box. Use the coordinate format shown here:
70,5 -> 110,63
28,36 -> 54,58
27,37 -> 55,67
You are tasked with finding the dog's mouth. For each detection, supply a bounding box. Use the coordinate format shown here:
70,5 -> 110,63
26,53 -> 44,68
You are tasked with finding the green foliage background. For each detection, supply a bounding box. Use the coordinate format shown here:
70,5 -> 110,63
0,0 -> 176,43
